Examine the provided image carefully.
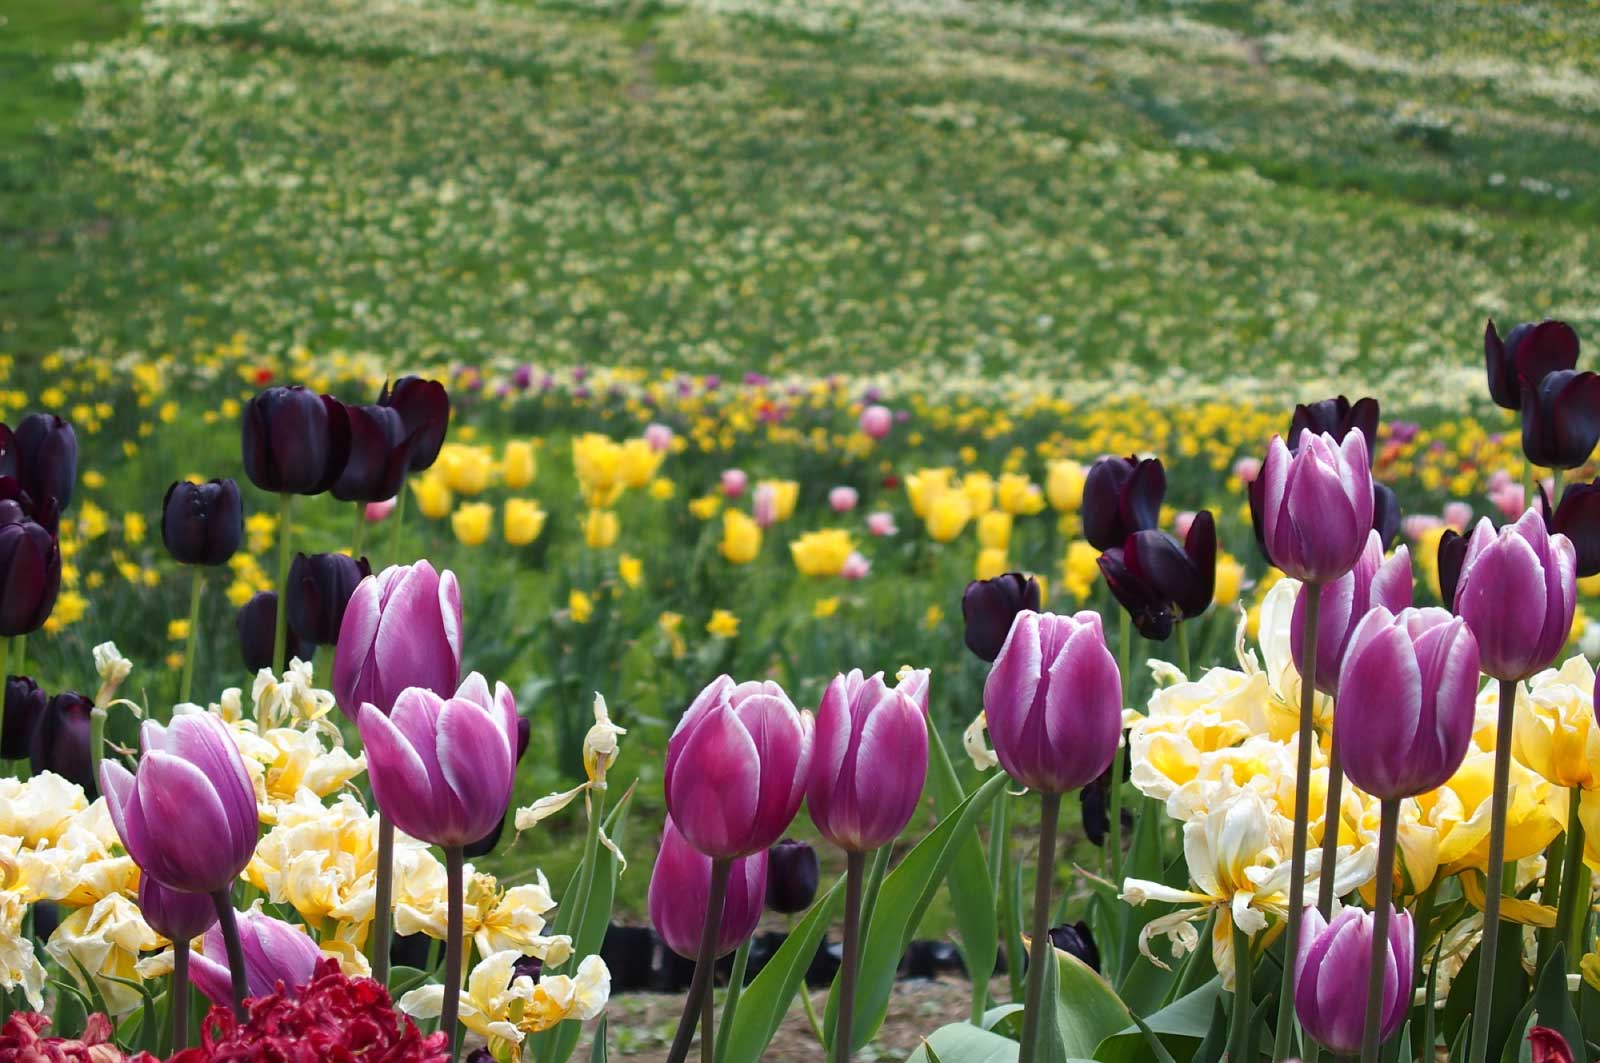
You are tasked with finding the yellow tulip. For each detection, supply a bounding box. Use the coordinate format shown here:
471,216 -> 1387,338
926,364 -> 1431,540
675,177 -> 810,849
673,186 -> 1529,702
975,547 -> 1008,581
791,529 -> 854,577
504,499 -> 547,546
502,441 -> 537,490
451,502 -> 493,546
977,511 -> 1013,552
757,480 -> 799,522
572,434 -> 624,502
1511,656 -> 1600,789
583,508 -> 619,550
618,438 -> 664,489
410,473 -> 453,520
719,509 -> 762,564
688,493 -> 722,520
1063,540 -> 1100,601
618,554 -> 643,589
925,491 -> 973,543
649,477 -> 676,501
961,472 -> 995,516
1045,460 -> 1087,512
439,444 -> 494,496
905,468 -> 955,518
996,473 -> 1045,515
1212,553 -> 1245,609
568,590 -> 594,624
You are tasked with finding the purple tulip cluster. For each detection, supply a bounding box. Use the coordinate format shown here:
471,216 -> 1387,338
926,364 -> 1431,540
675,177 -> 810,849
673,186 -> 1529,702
0,413 -> 76,641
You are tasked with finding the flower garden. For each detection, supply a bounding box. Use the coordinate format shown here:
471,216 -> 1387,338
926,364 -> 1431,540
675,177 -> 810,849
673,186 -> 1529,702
6,0 -> 1600,1060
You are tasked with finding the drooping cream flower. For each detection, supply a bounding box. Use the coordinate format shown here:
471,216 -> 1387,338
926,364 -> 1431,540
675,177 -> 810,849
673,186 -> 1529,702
45,892 -> 162,1015
250,659 -> 338,729
399,950 -> 610,1052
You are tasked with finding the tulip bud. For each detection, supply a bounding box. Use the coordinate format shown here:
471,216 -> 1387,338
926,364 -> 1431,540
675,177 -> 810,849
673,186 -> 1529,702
829,486 -> 859,513
331,404 -> 413,503
721,468 -> 748,499
1046,920 -> 1100,973
649,816 -> 767,960
983,610 -> 1122,794
463,715 -> 531,859
1485,318 -> 1579,412
807,669 -> 928,852
645,423 -> 675,452
1258,430 -> 1373,584
161,478 -> 244,566
332,561 -> 462,719
1336,607 -> 1478,799
1548,479 -> 1600,578
240,386 -> 352,495
1096,512 -> 1216,641
29,691 -> 94,794
1288,395 -> 1379,461
378,376 -> 450,473
1294,905 -> 1413,1056
1436,528 -> 1469,606
286,552 -> 372,646
765,839 -> 819,914
99,713 -> 258,893
1,674 -> 45,760
10,413 -> 77,513
961,572 -> 1042,662
1081,456 -> 1165,551
753,483 -> 779,528
1522,368 -> 1600,470
859,405 -> 892,440
1453,510 -> 1576,681
664,676 -> 813,859
137,874 -> 218,942
866,512 -> 897,537
189,909 -> 321,1006
236,591 -> 316,673
1291,530 -> 1413,696
0,507 -> 60,637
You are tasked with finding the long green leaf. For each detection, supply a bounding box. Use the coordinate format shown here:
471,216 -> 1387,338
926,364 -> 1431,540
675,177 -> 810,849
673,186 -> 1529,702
588,1015 -> 608,1062
1036,939 -> 1069,1063
905,1023 -> 1021,1063
1532,944 -> 1585,1061
1053,951 -> 1131,1058
1094,977 -> 1223,1062
927,719 -> 998,1024
720,875 -> 846,1062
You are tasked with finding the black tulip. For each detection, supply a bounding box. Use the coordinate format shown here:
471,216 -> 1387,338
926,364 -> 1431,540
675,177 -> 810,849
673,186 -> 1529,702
466,1051 -> 496,1063
1486,318 -> 1580,411
286,552 -> 372,645
1047,921 -> 1101,973
765,838 -> 820,915
1547,479 -> 1600,578
1288,396 -> 1379,460
161,478 -> 244,566
1372,483 -> 1402,550
30,691 -> 95,794
237,591 -> 316,672
379,377 -> 450,472
1081,456 -> 1166,551
240,386 -> 352,495
1097,512 -> 1216,641
961,572 -> 1042,662
1437,529 -> 1470,609
464,716 -> 532,858
331,404 -> 413,503
0,505 -> 60,637
1522,368 -> 1600,470
11,413 -> 78,513
1,675 -> 46,760
1080,773 -> 1110,846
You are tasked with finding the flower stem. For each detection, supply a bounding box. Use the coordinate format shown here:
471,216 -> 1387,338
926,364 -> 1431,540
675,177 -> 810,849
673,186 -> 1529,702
1468,676 -> 1517,1063
352,502 -> 366,560
666,859 -> 732,1063
210,887 -> 248,1021
1360,798 -> 1401,1063
714,937 -> 751,1063
701,982 -> 715,1063
1018,792 -> 1062,1063
1176,619 -> 1191,677
1274,579 -> 1320,1061
835,849 -> 867,1063
389,484 -> 408,565
88,706 -> 107,793
992,793 -> 1024,1002
371,816 -> 395,987
1554,786 -> 1588,967
562,783 -> 608,975
179,569 -> 204,707
1227,921 -> 1253,1063
443,845 -> 465,1062
1316,737 -> 1344,918
1111,611 -> 1131,892
271,493 -> 294,673
171,938 -> 190,1052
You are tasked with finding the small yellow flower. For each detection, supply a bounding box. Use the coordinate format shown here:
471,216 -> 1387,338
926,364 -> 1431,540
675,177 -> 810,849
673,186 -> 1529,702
410,473 -> 454,520
618,554 -> 643,589
791,529 -> 854,577
706,609 -> 739,639
503,499 -> 547,546
1063,540 -> 1100,601
996,473 -> 1045,515
688,493 -> 723,520
501,440 -> 538,489
583,508 -> 619,550
719,509 -> 762,564
451,502 -> 494,546
122,513 -> 147,544
923,604 -> 944,629
167,619 -> 191,641
813,596 -> 840,619
568,590 -> 595,625
976,511 -> 1012,552
648,477 -> 676,501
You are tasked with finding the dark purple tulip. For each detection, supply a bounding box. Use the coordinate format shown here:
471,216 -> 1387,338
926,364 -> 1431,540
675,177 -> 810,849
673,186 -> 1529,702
1081,456 -> 1165,551
1436,528 -> 1469,607
961,572 -> 1043,662
1548,479 -> 1600,577
161,478 -> 243,566
1372,482 -> 1402,549
0,506 -> 60,637
1485,318 -> 1580,411
286,552 -> 372,645
765,838 -> 820,915
1289,396 -> 1379,461
378,376 -> 450,472
1047,921 -> 1101,973
1096,511 -> 1216,641
240,386 -> 351,495
331,404 -> 412,503
30,691 -> 95,794
237,591 -> 316,672
1522,369 -> 1600,470
10,413 -> 77,513
1,675 -> 46,760
462,715 -> 532,858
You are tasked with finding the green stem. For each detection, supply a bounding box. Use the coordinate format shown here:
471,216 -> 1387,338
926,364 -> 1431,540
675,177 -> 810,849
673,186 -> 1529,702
1537,825 -> 1568,972
179,569 -> 204,706
371,817 -> 395,986
352,502 -> 366,560
171,939 -> 190,1052
714,937 -> 751,1063
790,913 -> 827,1047
1228,921 -> 1254,1063
1018,792 -> 1062,1063
1554,786 -> 1588,966
666,860 -> 732,1063
89,706 -> 107,792
1176,620 -> 1191,678
981,792 -> 1008,1022
858,844 -> 890,946
271,493 -> 294,672
562,783 -> 608,974
443,846 -> 465,1062
1360,799 -> 1401,1063
1317,737 -> 1344,917
210,887 -> 248,1021
389,484 -> 408,564
1274,580 -> 1321,1061
11,634 -> 24,676
1468,676 -> 1517,1063
1111,610 -> 1132,890
835,850 -> 867,1063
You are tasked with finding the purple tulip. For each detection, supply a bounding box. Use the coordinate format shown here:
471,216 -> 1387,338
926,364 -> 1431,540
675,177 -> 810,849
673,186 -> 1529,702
0,504 -> 60,637
286,552 -> 371,646
1522,368 -> 1600,470
236,591 -> 316,673
807,668 -> 929,852
1097,512 -> 1216,641
462,715 -> 532,859
983,610 -> 1122,794
137,875 -> 218,942
962,572 -> 1042,662
29,691 -> 95,795
332,561 -> 462,719
240,386 -> 351,496
99,713 -> 259,894
161,479 -> 243,566
664,676 -> 814,859
1258,430 -> 1374,584
765,839 -> 819,914
1335,607 -> 1478,800
1295,905 -> 1414,1055
1546,479 -> 1600,578
1,674 -> 45,760
1453,510 -> 1576,681
331,404 -> 412,504
357,672 -> 520,849
1485,318 -> 1579,411
189,909 -> 321,1007
648,816 -> 767,960
1081,456 -> 1165,551
1292,530 -> 1413,695
10,413 -> 78,513
378,376 -> 450,473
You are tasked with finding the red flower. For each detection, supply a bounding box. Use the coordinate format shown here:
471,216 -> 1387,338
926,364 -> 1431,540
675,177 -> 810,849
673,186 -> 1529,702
252,368 -> 274,386
0,1012 -> 160,1063
1530,1027 -> 1577,1063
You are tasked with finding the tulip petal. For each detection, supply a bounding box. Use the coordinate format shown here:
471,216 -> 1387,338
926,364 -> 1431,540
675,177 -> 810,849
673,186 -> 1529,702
666,704 -> 760,858
438,697 -> 515,844
135,752 -> 234,891
359,697 -> 438,840
984,611 -> 1042,762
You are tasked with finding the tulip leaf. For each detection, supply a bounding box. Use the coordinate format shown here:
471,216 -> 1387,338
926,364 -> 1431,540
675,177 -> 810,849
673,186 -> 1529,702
1093,977 -> 1224,1062
1051,950 -> 1131,1059
1190,998 -> 1228,1063
1127,1012 -> 1180,1063
587,1015 -> 608,1062
925,716 -> 999,1022
387,965 -> 432,998
903,1023 -> 1020,1063
826,771 -> 1009,1052
50,979 -> 90,1040
1532,944 -> 1585,1063
720,874 -> 845,1062
1579,970 -> 1600,1052
1443,916 -> 1527,1058
982,1005 -> 1024,1034
1036,941 -> 1070,1063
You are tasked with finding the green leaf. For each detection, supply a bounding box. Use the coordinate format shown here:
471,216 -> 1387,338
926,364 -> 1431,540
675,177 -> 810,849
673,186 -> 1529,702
1444,918 -> 1528,1058
982,1005 -> 1024,1035
51,979 -> 90,1040
905,1023 -> 1021,1063
588,1015 -> 608,1062
1093,977 -> 1224,1062
828,771 -> 1009,1052
720,875 -> 846,1062
387,965 -> 432,997
1052,950 -> 1132,1058
1127,1012 -> 1180,1063
1192,998 -> 1228,1063
927,718 -> 999,1023
1532,944 -> 1585,1061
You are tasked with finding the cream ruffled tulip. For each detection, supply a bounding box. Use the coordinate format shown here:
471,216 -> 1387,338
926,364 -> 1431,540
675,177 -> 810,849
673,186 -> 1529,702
399,950 -> 610,1051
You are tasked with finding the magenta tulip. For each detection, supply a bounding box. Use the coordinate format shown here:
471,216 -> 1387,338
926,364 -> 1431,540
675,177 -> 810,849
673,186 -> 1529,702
1258,430 -> 1374,584
99,713 -> 258,895
1453,509 -> 1576,681
807,668 -> 929,852
333,560 -> 462,719
358,673 -> 520,849
648,816 -> 767,960
1292,530 -> 1413,696
1336,607 -> 1479,800
664,676 -> 813,859
983,610 -> 1122,794
1295,905 -> 1414,1055
137,875 -> 218,942
189,909 -> 321,1007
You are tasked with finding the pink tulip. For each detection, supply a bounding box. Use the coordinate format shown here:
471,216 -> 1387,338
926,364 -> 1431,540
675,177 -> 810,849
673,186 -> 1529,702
753,483 -> 778,528
866,512 -> 897,537
1453,509 -> 1576,681
1233,457 -> 1262,484
1442,501 -> 1473,530
720,468 -> 748,499
807,669 -> 928,852
1488,481 -> 1526,519
664,676 -> 813,859
1291,530 -> 1413,696
1174,510 -> 1197,539
841,551 -> 871,581
332,561 -> 462,720
648,816 -> 766,960
364,497 -> 397,523
829,486 -> 859,513
189,909 -> 321,1007
1295,905 -> 1413,1055
1259,430 -> 1374,584
859,405 -> 892,440
645,423 -> 674,452
1401,514 -> 1444,540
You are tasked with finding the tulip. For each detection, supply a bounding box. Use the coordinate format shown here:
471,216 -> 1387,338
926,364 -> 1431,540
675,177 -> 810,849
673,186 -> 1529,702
0,504 -> 60,637
452,501 -> 494,546
721,468 -> 748,498
1485,318 -> 1579,411
840,551 -> 870,581
331,404 -> 412,504
1289,395 -> 1379,458
28,690 -> 94,793
924,490 -> 972,542
1081,455 -> 1165,551
286,552 -> 371,646
583,507 -> 619,549
10,412 -> 78,513
961,572 -> 1042,663
188,909 -> 321,1008
379,376 -> 451,472
791,529 -> 854,577
236,591 -> 315,672
765,839 -> 819,915
138,874 -> 216,1048
1258,430 -> 1373,584
240,386 -> 351,496
365,497 -> 397,522
1046,921 -> 1100,973
503,498 -> 546,546
1444,500 -> 1474,530
718,509 -> 762,564
1295,905 -> 1413,1059
1096,512 -> 1216,641
753,482 -> 779,528
1522,368 -> 1600,470
1045,460 -> 1086,513
501,440 -> 537,490
649,817 -> 767,960
1292,531 -> 1413,697
462,715 -> 531,859
645,423 -> 674,452
1,674 -> 45,760
1546,479 -> 1600,577
829,486 -> 859,513
161,479 -> 243,566
1453,510 -> 1575,682
865,511 -> 897,537
333,561 -> 462,719
808,668 -> 928,852
859,404 -> 892,440
1372,483 -> 1402,550
619,439 -> 663,488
